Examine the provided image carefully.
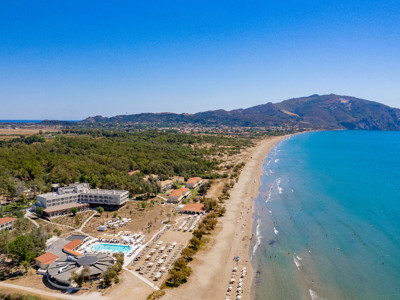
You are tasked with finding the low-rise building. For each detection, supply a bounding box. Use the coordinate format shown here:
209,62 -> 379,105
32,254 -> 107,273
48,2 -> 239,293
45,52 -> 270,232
63,239 -> 83,257
181,202 -> 206,214
47,253 -> 115,288
168,187 -> 191,203
43,202 -> 90,218
185,177 -> 203,189
37,182 -> 128,211
35,252 -> 59,269
0,217 -> 15,230
160,180 -> 173,192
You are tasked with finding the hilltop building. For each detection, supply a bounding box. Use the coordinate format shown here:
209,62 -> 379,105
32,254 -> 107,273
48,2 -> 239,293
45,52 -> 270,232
185,177 -> 203,189
37,183 -> 128,217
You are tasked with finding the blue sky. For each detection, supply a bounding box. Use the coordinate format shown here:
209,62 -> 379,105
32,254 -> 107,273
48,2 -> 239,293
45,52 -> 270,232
1,0 -> 400,120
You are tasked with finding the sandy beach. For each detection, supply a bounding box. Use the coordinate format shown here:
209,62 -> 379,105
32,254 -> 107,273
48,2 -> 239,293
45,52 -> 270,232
162,135 -> 287,300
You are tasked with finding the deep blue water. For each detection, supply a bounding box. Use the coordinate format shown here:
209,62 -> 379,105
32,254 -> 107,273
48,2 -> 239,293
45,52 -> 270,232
252,131 -> 400,300
0,120 -> 42,123
0,120 -> 79,123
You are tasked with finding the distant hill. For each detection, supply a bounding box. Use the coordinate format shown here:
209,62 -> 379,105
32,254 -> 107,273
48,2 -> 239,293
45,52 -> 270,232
49,94 -> 400,130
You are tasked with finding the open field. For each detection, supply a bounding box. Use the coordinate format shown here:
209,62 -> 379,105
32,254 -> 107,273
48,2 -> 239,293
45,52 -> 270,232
0,128 -> 59,139
82,201 -> 176,240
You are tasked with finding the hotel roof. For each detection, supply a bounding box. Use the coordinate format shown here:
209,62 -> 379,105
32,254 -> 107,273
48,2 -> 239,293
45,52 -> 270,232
182,202 -> 205,213
36,252 -> 59,265
0,217 -> 16,226
187,177 -> 202,184
44,202 -> 89,214
63,239 -> 82,256
170,187 -> 189,197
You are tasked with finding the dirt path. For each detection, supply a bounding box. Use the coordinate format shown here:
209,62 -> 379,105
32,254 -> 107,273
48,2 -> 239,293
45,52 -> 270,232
79,210 -> 97,232
25,211 -> 40,228
0,282 -> 107,300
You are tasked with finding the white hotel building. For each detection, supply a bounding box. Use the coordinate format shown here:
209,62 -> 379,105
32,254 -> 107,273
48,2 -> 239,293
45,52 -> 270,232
37,183 -> 128,217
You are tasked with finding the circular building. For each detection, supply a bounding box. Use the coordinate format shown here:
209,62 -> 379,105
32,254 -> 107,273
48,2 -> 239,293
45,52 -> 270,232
47,253 -> 115,288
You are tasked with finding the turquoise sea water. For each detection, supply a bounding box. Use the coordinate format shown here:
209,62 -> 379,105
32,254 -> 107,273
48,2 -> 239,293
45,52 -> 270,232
252,131 -> 400,300
90,243 -> 131,253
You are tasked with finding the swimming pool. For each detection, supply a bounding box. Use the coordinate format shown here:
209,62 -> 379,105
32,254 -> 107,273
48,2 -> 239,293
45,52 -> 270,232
90,243 -> 131,254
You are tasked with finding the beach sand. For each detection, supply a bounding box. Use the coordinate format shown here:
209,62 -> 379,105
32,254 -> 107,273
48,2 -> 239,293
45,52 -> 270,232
162,135 -> 287,300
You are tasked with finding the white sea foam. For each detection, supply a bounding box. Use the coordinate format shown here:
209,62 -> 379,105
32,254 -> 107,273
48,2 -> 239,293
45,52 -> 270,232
296,255 -> 303,261
293,256 -> 302,269
274,159 -> 280,163
268,210 -> 272,214
309,289 -> 323,300
277,178 -> 283,194
266,186 -> 273,203
273,227 -> 278,235
253,220 -> 262,255
291,189 -> 294,193
269,170 -> 274,174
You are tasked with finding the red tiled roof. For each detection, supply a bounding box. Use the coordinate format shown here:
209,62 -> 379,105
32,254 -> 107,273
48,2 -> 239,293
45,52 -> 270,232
63,239 -> 82,256
187,177 -> 202,184
170,187 -> 189,197
182,203 -> 205,213
128,170 -> 140,176
0,217 -> 16,226
36,252 -> 58,265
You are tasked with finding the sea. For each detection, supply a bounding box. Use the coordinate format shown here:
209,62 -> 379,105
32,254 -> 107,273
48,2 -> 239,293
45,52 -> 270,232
0,120 -> 79,123
251,131 -> 400,300
0,120 -> 42,123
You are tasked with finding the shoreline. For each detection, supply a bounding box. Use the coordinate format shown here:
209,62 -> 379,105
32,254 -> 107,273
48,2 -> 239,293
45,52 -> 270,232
161,135 -> 287,300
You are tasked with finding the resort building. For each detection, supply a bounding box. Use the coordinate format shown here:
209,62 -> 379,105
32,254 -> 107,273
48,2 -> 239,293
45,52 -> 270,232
43,203 -> 90,218
168,187 -> 191,203
181,202 -> 206,214
185,177 -> 203,189
0,217 -> 16,230
37,234 -> 113,289
47,253 -> 115,288
63,239 -> 83,256
35,252 -> 59,269
37,182 -> 129,213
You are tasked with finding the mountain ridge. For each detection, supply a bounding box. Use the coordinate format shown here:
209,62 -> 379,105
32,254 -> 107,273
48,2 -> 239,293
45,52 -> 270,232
46,94 -> 400,130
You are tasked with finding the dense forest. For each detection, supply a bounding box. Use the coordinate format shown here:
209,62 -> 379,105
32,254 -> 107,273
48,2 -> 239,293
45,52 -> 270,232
0,129 -> 253,197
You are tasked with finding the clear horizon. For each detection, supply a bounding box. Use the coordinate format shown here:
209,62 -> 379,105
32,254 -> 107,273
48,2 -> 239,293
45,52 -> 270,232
1,1 -> 400,119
